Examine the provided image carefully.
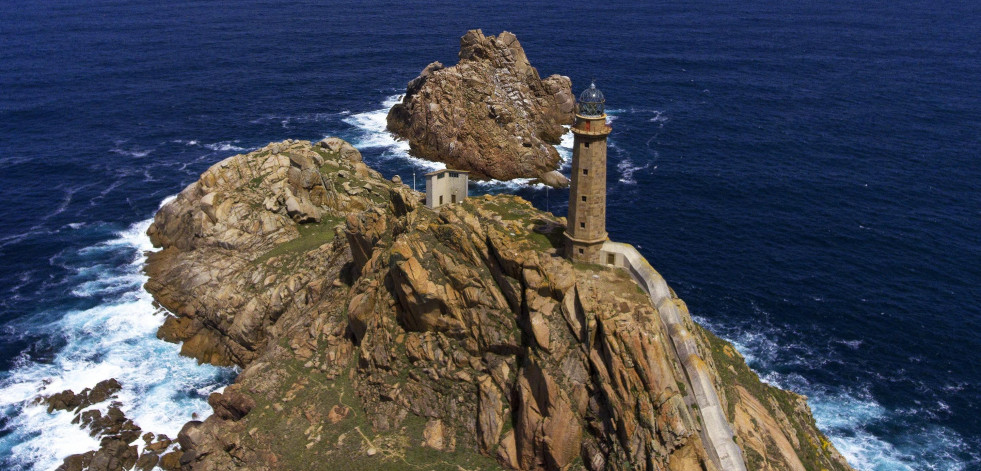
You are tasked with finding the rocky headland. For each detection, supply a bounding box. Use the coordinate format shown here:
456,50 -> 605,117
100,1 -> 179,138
387,30 -> 575,186
36,138 -> 857,470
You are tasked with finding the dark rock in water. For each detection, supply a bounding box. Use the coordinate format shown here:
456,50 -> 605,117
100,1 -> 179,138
41,378 -> 122,413
44,389 -> 82,413
55,451 -> 93,471
85,439 -> 138,471
158,451 -> 182,471
85,378 -> 122,406
134,451 -> 159,471
145,434 -> 172,453
387,29 -> 574,184
42,380 -> 154,471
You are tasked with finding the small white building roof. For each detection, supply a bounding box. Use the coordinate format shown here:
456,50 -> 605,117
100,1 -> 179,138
425,169 -> 470,177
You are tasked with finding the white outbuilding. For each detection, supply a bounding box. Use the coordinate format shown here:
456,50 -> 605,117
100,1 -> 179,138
425,169 -> 469,209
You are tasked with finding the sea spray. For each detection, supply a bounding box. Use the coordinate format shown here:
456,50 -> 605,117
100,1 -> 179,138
0,217 -> 233,471
693,313 -> 972,471
342,95 -> 446,172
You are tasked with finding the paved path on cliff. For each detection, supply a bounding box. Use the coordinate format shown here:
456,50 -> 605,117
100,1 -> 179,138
602,241 -> 747,471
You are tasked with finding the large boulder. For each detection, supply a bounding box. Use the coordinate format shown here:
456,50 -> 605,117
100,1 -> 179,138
387,30 -> 574,185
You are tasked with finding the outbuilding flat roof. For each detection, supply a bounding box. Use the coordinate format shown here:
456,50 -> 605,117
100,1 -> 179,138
424,169 -> 470,176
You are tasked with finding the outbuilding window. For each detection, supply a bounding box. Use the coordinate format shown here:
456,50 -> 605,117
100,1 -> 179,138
581,196 -> 587,202
583,168 -> 589,175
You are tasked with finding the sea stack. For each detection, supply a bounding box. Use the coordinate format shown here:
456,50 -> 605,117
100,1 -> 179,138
387,30 -> 575,185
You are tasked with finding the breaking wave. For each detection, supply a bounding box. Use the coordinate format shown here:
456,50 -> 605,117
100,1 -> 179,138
694,314 -> 977,471
174,139 -> 249,153
342,95 -> 445,172
0,214 -> 233,470
617,158 -> 652,185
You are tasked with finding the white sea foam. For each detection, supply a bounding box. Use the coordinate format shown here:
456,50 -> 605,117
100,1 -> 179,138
203,141 -> 247,152
342,95 -> 445,172
249,112 -> 336,129
649,110 -> 669,125
176,139 -> 248,153
556,126 -> 574,170
472,177 -> 547,191
109,148 -> 152,158
694,314 -> 974,471
617,158 -> 651,185
0,218 -> 231,470
109,140 -> 153,159
42,185 -> 82,222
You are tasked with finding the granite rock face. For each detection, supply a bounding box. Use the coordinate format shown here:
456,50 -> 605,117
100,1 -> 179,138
128,140 -> 854,471
145,138 -> 376,367
387,30 -> 575,184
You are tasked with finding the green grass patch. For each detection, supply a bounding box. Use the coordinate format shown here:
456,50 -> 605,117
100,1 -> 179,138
253,216 -> 344,266
239,355 -> 501,471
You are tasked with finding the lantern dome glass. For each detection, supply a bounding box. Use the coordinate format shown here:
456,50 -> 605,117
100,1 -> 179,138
578,82 -> 605,116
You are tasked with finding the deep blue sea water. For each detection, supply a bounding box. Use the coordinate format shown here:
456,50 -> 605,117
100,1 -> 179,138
1,1 -> 979,469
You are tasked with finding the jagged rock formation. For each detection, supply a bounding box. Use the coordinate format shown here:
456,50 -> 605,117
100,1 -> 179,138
37,379 -> 181,471
145,137 -> 375,366
124,139 -> 854,471
387,30 -> 575,185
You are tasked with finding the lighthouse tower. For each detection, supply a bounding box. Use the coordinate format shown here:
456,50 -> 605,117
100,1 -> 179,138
565,82 -> 611,262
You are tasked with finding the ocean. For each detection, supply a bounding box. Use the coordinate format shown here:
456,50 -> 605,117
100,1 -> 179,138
1,1 -> 978,469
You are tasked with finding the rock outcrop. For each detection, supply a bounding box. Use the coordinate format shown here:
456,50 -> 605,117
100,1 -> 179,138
145,138 -> 376,366
387,30 -> 575,184
126,139 -> 854,471
36,379 -> 180,471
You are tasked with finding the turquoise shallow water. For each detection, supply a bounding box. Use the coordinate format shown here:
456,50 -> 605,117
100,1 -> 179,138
1,1 -> 979,469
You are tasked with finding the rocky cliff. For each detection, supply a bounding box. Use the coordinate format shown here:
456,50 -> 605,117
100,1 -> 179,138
55,138 -> 856,471
387,30 -> 575,185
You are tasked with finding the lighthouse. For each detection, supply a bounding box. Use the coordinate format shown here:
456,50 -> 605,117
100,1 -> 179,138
565,82 -> 611,262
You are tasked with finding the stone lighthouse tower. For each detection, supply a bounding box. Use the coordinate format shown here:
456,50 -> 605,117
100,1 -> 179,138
565,82 -> 611,262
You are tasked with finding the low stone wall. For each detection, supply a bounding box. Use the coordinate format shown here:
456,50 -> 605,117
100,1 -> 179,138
599,241 -> 747,471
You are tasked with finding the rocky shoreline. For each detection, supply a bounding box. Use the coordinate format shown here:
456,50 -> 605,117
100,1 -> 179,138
32,138 -> 857,470
39,379 -> 181,471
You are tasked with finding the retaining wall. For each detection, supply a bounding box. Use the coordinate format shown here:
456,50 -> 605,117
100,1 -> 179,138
599,241 -> 747,471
